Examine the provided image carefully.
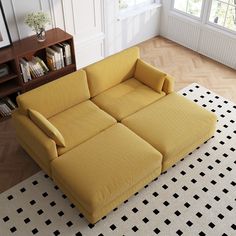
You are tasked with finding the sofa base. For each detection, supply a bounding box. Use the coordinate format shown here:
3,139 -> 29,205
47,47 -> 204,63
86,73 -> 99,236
162,130 -> 215,172
53,167 -> 161,224
16,138 -> 52,177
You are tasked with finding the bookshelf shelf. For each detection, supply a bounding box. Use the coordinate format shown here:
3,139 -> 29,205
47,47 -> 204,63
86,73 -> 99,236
0,73 -> 18,84
0,80 -> 21,97
0,28 -> 76,122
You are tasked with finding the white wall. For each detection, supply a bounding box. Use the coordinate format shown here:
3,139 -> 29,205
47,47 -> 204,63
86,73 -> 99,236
2,0 -> 236,69
104,1 -> 161,56
160,0 -> 236,69
2,0 -> 105,68
2,0 -> 161,67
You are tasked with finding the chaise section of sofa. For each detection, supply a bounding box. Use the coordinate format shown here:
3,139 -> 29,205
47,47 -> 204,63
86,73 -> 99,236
85,47 -> 174,121
51,123 -> 163,223
122,92 -> 217,172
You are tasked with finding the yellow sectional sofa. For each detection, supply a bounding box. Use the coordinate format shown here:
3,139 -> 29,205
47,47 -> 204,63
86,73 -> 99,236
12,47 -> 216,224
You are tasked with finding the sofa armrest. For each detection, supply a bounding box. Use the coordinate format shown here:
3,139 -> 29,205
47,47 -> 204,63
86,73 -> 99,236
163,75 -> 175,94
12,110 -> 58,176
135,59 -> 170,93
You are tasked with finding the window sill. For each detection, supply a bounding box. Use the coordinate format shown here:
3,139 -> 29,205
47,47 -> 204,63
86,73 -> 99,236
117,3 -> 162,21
170,10 -> 202,24
205,23 -> 236,37
169,11 -> 236,38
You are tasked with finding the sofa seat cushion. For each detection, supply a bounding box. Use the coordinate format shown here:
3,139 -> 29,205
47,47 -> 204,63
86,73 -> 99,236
122,93 -> 217,172
51,124 -> 162,223
49,101 -> 116,155
92,78 -> 165,121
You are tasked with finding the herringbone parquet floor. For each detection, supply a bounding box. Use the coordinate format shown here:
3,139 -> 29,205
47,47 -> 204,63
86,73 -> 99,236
139,37 -> 236,102
0,37 -> 236,193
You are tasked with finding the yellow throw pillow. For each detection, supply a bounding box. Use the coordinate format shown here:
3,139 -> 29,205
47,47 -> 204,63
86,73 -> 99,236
28,109 -> 66,147
135,59 -> 166,93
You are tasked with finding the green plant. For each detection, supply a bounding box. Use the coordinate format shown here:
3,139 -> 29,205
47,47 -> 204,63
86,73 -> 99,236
25,12 -> 51,32
119,0 -> 128,9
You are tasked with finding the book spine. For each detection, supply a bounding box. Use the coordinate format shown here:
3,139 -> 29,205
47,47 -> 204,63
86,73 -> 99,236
67,44 -> 72,65
0,103 -> 11,116
29,62 -> 38,78
20,63 -> 28,83
4,97 -> 16,109
46,56 -> 56,71
55,52 -> 61,70
25,62 -> 32,81
36,57 -> 49,72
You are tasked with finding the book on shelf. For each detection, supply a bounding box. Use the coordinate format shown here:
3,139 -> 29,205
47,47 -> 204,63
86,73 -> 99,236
46,47 -> 60,70
20,42 -> 72,83
35,56 -> 49,73
19,58 -> 32,83
46,43 -> 72,70
61,42 -> 72,66
46,54 -> 56,71
20,57 -> 49,82
0,97 -> 16,118
51,45 -> 65,68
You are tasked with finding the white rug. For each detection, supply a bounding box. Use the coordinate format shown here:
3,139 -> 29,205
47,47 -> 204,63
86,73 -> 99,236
1,83 -> 236,236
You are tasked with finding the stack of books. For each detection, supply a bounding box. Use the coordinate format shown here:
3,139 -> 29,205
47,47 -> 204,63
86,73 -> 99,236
46,42 -> 72,71
20,57 -> 49,82
20,42 -> 72,83
0,97 -> 16,118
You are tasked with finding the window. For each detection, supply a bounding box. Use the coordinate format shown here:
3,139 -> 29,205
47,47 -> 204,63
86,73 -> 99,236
119,0 -> 155,10
172,0 -> 236,33
209,0 -> 236,31
173,0 -> 203,18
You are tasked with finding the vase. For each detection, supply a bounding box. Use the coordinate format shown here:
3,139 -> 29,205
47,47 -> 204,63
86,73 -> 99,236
36,28 -> 46,42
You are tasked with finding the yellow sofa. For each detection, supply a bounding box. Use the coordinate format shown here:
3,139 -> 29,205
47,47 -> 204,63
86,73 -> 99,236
12,47 -> 217,224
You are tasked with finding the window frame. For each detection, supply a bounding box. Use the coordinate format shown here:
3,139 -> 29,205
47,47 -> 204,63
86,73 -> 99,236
119,0 -> 155,12
171,0 -> 205,21
171,0 -> 236,35
117,0 -> 161,21
206,0 -> 236,34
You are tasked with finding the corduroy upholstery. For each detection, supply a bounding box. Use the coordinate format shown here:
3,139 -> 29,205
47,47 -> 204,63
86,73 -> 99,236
29,109 -> 66,147
51,124 -> 162,223
85,47 -> 140,97
12,46 -> 216,224
49,101 -> 116,155
16,70 -> 90,118
122,93 -> 217,171
92,78 -> 165,121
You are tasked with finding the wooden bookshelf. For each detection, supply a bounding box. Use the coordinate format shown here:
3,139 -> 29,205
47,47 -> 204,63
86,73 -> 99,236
0,28 -> 76,121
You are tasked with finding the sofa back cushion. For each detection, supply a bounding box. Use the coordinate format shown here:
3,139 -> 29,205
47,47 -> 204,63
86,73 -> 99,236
85,47 -> 140,97
17,70 -> 90,118
28,109 -> 66,147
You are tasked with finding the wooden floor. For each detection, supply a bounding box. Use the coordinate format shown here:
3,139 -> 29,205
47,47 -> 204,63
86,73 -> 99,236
0,37 -> 236,193
139,37 -> 236,102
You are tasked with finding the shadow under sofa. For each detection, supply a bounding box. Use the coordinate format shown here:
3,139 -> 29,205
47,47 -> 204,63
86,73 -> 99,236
12,47 -> 217,223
